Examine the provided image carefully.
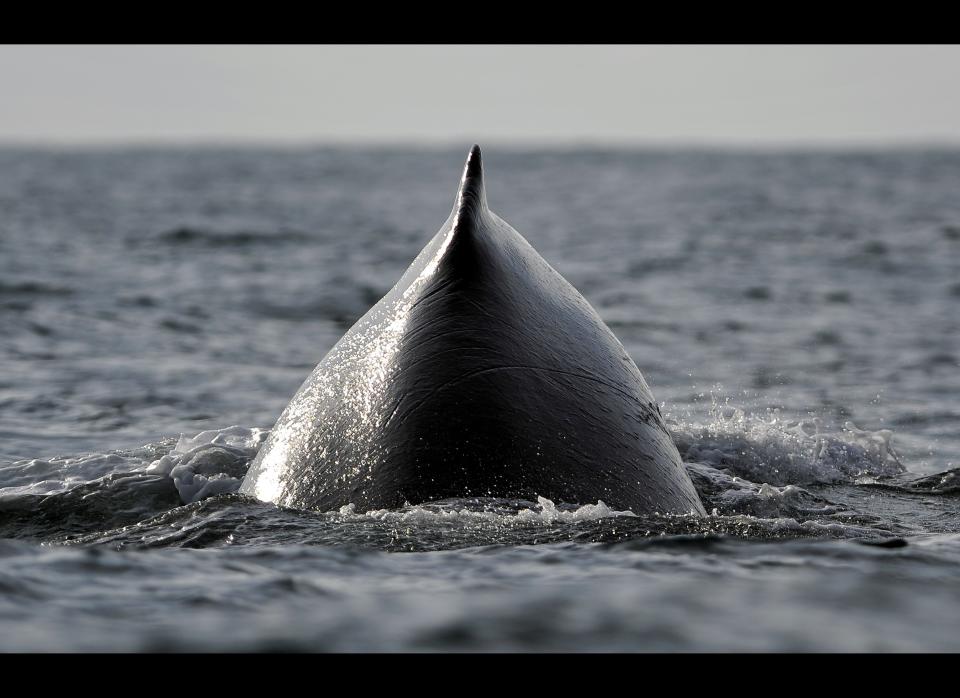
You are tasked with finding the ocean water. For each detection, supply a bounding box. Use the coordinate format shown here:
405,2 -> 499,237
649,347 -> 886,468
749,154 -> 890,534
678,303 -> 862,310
0,146 -> 958,652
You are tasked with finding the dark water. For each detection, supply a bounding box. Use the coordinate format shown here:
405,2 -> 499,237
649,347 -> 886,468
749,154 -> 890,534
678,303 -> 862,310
1,146 -> 958,651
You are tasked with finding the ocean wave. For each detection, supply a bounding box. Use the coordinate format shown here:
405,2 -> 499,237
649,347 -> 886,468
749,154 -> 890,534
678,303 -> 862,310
0,410 -> 939,549
0,409 -> 910,512
0,280 -> 74,296
157,227 -> 311,246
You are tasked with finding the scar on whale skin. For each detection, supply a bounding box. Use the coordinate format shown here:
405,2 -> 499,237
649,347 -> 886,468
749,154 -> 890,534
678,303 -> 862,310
240,145 -> 706,517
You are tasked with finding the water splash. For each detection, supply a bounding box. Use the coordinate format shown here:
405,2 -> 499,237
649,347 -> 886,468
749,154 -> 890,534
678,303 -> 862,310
669,393 -> 905,486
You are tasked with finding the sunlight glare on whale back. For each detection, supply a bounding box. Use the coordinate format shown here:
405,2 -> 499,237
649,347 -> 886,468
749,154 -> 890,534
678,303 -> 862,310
247,149 -> 481,504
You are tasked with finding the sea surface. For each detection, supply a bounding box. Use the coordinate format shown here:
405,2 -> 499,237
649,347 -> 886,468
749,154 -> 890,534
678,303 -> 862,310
0,146 -> 958,652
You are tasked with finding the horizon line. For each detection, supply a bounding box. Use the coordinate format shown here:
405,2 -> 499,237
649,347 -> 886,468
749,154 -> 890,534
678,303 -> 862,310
2,135 -> 960,153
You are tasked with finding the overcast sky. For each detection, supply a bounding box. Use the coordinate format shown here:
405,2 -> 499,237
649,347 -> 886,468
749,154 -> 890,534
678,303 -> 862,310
2,45 -> 958,146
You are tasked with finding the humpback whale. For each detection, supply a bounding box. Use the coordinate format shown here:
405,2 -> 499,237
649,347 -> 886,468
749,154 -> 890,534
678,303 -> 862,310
240,146 -> 706,517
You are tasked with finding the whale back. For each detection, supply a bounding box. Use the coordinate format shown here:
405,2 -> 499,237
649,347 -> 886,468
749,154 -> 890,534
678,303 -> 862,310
240,146 -> 706,516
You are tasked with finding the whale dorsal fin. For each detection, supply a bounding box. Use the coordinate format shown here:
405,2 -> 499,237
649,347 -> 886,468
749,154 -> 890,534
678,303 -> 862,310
441,145 -> 494,278
453,144 -> 488,224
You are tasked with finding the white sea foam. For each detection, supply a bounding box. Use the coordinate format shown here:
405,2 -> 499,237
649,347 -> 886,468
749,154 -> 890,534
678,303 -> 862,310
332,495 -> 637,525
145,426 -> 269,503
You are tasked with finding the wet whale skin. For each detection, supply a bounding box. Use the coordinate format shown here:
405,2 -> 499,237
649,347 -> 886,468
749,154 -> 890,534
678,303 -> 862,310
240,146 -> 706,517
